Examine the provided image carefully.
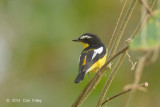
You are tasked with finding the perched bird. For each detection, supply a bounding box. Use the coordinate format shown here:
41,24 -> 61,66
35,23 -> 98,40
73,33 -> 107,84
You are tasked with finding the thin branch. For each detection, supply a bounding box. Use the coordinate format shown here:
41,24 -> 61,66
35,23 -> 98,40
151,47 -> 160,62
125,0 -> 157,106
72,46 -> 129,107
96,52 -> 126,107
97,0 -> 157,106
102,46 -> 129,70
129,0 -> 157,40
96,0 -> 139,106
108,0 -> 128,51
126,50 -> 137,70
125,53 -> 149,107
109,0 -> 138,58
139,0 -> 154,16
102,82 -> 149,106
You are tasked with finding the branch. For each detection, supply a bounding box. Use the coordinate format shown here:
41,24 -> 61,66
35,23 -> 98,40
109,0 -> 138,58
125,52 -> 150,107
96,52 -> 126,107
108,0 -> 128,51
125,0 -> 157,106
97,0 -> 157,106
129,0 -> 157,40
72,46 -> 128,107
102,82 -> 149,106
96,0 -> 139,106
102,46 -> 129,71
139,0 -> 153,16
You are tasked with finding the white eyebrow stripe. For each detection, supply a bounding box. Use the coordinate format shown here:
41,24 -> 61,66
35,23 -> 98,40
80,35 -> 92,39
91,47 -> 103,60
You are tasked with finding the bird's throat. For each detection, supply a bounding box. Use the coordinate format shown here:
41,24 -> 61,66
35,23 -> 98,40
81,42 -> 89,49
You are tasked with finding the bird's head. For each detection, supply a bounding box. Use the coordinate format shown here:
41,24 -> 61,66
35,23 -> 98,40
72,33 -> 103,48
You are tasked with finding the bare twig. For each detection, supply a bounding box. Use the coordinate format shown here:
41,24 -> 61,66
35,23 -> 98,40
102,82 -> 149,106
96,52 -> 126,107
97,0 -> 157,106
125,53 -> 149,107
109,0 -> 138,57
125,0 -> 157,106
96,0 -> 139,106
103,46 -> 129,70
129,0 -> 157,40
151,47 -> 160,62
108,0 -> 128,51
139,0 -> 154,16
126,50 -> 137,70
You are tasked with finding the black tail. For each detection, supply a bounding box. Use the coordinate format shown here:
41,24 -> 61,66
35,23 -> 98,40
74,72 -> 86,84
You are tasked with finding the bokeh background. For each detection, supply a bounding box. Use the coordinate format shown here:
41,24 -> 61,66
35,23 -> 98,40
0,0 -> 159,107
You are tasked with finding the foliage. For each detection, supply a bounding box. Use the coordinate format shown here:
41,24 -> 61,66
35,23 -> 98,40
131,10 -> 160,50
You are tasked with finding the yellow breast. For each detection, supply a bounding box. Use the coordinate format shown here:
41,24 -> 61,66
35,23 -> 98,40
87,54 -> 107,73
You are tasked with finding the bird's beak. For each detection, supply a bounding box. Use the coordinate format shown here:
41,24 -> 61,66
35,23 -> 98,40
72,38 -> 80,42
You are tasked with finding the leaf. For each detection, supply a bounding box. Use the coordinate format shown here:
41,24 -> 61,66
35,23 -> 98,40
130,10 -> 160,50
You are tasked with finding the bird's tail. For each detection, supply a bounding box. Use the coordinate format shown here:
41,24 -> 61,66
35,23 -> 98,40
74,72 -> 86,84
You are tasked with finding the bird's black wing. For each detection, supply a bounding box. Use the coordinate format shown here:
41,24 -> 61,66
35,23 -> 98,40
75,47 -> 106,84
74,52 -> 87,84
79,47 -> 106,73
78,51 -> 87,73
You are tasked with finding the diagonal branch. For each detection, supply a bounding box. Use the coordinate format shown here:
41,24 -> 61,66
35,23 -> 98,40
125,0 -> 157,106
109,0 -> 139,58
96,52 -> 126,107
97,0 -> 157,106
139,0 -> 153,16
96,0 -> 139,106
102,82 -> 149,106
129,0 -> 157,40
125,52 -> 150,107
108,0 -> 128,51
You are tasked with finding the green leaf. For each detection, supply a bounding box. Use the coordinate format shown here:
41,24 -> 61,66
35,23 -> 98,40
130,10 -> 160,50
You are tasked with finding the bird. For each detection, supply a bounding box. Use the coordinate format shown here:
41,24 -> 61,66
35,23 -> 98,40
72,33 -> 107,84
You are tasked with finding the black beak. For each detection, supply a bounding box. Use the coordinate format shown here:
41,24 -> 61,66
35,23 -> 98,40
72,38 -> 80,42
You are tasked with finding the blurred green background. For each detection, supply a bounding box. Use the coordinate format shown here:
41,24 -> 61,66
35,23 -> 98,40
0,0 -> 159,107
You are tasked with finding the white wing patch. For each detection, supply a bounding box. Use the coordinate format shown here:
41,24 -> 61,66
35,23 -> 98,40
86,67 -> 91,74
80,35 -> 92,39
91,47 -> 103,60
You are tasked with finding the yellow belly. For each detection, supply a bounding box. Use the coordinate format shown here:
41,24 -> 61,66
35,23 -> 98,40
87,54 -> 107,73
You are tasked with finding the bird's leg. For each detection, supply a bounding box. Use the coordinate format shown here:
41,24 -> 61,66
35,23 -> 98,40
97,67 -> 102,76
87,73 -> 91,80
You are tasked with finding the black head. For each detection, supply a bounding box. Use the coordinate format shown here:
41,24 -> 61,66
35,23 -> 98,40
72,33 -> 103,45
